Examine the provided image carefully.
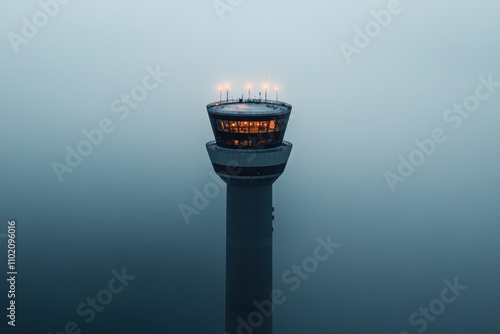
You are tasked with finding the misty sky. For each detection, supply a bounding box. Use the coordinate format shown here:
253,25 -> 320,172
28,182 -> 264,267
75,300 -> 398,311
1,1 -> 500,333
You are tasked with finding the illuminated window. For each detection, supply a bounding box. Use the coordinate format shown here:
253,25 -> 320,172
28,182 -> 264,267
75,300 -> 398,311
259,121 -> 268,133
230,122 -> 238,133
215,119 -> 285,134
249,122 -> 259,133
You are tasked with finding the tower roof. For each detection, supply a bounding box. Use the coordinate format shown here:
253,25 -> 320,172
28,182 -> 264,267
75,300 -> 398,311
207,99 -> 292,116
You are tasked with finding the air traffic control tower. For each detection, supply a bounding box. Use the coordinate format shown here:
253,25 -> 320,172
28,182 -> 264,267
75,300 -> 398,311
206,96 -> 292,334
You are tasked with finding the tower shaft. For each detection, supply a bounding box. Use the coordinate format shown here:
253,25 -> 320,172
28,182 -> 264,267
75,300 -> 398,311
225,184 -> 273,334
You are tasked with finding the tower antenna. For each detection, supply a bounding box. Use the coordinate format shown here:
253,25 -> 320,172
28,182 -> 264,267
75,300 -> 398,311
265,71 -> 269,102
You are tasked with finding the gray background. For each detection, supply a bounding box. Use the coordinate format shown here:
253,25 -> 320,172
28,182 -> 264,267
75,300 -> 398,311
1,0 -> 499,333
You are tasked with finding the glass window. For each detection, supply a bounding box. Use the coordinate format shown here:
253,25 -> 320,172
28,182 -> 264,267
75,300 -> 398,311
217,120 -> 232,132
249,121 -> 259,133
230,122 -> 238,133
269,120 -> 276,131
215,119 -> 284,134
259,121 -> 268,133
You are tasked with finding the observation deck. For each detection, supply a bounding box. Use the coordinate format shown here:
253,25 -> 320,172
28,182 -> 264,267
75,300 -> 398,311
206,99 -> 293,186
206,99 -> 292,150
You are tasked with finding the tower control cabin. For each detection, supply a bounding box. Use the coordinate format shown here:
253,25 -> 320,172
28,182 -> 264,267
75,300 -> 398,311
206,98 -> 293,334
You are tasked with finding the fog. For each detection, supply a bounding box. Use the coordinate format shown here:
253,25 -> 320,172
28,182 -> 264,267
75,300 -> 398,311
1,0 -> 500,333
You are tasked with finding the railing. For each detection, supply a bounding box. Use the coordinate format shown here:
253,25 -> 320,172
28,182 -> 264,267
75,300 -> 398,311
207,99 -> 292,109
